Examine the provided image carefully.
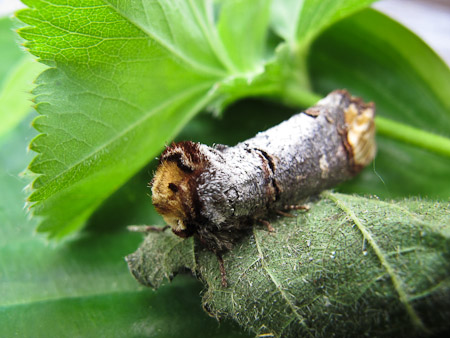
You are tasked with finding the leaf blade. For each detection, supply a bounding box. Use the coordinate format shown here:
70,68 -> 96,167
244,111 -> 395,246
323,191 -> 427,331
17,0 -> 223,237
216,0 -> 272,72
271,0 -> 377,44
103,0 -> 228,75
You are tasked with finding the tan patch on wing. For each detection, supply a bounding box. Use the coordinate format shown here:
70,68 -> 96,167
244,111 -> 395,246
344,102 -> 376,168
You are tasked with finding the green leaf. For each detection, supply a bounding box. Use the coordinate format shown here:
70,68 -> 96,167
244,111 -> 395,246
308,9 -> 450,198
17,0 -> 222,238
271,0 -> 376,44
15,0 -> 271,238
16,0 -> 379,238
0,116 -> 250,338
216,0 -> 271,72
0,16 -> 45,138
127,193 -> 450,337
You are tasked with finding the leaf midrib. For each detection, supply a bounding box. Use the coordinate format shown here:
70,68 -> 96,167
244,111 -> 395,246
103,0 -> 228,78
323,191 -> 427,332
252,228 -> 311,335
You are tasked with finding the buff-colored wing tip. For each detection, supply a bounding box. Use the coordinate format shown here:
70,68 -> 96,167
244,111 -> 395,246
344,99 -> 376,168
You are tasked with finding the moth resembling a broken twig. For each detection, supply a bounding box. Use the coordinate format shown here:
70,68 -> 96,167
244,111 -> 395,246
139,90 -> 376,287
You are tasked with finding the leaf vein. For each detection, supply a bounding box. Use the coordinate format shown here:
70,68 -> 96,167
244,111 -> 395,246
231,256 -> 262,290
322,191 -> 428,332
102,0 -> 227,77
186,0 -> 236,73
252,228 -> 309,333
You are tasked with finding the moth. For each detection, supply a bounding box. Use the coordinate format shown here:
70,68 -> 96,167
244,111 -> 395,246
147,90 -> 376,286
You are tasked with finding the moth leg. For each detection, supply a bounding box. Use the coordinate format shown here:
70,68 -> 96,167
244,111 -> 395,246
258,219 -> 275,232
276,204 -> 310,217
216,253 -> 228,288
127,225 -> 170,233
284,204 -> 310,211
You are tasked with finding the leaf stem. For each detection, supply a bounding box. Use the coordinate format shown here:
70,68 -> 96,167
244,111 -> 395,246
376,116 -> 450,157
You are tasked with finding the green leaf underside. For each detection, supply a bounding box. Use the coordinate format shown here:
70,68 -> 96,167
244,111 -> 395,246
309,9 -> 450,198
128,193 -> 450,337
17,0 -> 380,238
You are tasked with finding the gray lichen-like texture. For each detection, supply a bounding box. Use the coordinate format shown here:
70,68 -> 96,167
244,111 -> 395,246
196,91 -> 358,228
127,193 -> 450,337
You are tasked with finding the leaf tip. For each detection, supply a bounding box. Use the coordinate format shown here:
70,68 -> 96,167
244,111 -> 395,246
14,7 -> 31,21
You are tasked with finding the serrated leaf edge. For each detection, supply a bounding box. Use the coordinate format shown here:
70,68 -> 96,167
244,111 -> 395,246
26,81 -> 214,204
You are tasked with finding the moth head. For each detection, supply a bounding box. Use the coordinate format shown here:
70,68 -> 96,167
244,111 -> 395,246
151,141 -> 205,236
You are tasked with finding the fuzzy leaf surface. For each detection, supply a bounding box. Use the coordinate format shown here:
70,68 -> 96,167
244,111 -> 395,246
128,193 -> 450,337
